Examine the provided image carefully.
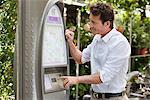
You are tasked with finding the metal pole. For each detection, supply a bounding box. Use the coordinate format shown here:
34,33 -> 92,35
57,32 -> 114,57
76,8 -> 81,100
129,15 -> 133,72
64,7 -> 67,26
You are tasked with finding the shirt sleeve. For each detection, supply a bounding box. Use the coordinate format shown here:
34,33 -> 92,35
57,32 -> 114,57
81,44 -> 92,64
99,41 -> 131,83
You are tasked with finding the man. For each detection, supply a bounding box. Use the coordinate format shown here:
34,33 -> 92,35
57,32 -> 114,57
62,3 -> 131,100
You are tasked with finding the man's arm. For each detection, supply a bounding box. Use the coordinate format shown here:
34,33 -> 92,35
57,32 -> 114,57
61,72 -> 102,88
78,73 -> 102,84
65,30 -> 82,64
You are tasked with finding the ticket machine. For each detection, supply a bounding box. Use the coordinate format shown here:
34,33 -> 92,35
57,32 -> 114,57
35,0 -> 69,100
15,0 -> 69,100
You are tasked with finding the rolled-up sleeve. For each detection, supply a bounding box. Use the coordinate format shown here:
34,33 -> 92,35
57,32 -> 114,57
81,44 -> 92,64
99,41 -> 131,83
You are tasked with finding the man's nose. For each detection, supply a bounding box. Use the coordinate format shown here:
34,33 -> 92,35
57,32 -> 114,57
89,24 -> 94,29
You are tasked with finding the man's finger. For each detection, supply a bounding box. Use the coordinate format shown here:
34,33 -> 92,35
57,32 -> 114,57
64,80 -> 70,89
60,76 -> 68,79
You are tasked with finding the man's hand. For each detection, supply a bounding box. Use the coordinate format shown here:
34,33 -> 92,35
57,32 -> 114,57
60,76 -> 79,88
65,29 -> 74,43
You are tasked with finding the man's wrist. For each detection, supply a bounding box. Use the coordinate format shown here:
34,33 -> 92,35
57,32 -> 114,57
76,76 -> 79,84
67,39 -> 74,44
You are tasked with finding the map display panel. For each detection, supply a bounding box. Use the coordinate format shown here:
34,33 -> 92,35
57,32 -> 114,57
42,5 -> 67,67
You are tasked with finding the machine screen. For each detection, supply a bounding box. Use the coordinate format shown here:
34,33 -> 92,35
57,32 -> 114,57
51,78 -> 57,82
44,73 -> 64,93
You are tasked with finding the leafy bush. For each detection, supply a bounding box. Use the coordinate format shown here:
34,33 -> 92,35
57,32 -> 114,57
0,0 -> 17,98
132,16 -> 150,48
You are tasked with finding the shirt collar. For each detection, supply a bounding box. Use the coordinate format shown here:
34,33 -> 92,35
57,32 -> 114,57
93,34 -> 102,42
102,28 -> 118,43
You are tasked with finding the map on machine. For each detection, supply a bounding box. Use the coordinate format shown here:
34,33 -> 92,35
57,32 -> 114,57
42,5 -> 67,67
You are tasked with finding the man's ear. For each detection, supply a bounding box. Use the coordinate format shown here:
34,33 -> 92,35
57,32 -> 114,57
104,21 -> 110,28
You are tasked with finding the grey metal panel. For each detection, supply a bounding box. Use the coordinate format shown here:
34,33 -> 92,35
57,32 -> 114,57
22,0 -> 48,100
43,91 -> 67,100
17,0 -> 48,100
17,0 -> 69,100
22,0 -> 33,99
16,0 -> 25,99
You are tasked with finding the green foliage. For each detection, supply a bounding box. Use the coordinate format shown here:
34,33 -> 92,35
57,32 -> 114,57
132,16 -> 150,48
70,83 -> 90,99
132,57 -> 150,72
0,0 -> 17,98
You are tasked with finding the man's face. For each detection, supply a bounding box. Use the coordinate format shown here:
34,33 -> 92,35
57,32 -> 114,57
89,14 -> 108,36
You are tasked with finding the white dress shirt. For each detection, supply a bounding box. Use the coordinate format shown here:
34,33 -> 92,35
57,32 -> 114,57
81,28 -> 131,93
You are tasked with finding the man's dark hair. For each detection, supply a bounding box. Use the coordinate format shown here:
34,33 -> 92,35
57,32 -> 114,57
90,3 -> 114,29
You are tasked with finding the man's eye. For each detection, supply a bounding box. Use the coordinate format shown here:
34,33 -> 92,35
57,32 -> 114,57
91,21 -> 95,24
